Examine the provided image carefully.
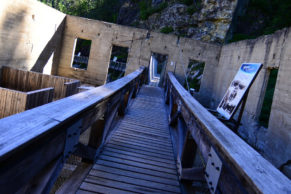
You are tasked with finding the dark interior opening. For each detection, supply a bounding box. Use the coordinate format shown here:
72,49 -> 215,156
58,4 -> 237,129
106,45 -> 129,83
259,68 -> 278,127
72,38 -> 92,70
184,60 -> 205,93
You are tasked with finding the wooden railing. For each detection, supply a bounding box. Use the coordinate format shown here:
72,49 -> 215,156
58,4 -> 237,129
0,67 -> 146,194
164,72 -> 291,194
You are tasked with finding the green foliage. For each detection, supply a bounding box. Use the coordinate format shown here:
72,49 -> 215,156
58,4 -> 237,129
139,1 -> 168,20
259,69 -> 278,127
186,5 -> 196,15
179,0 -> 193,6
228,33 -> 257,42
230,0 -> 291,42
160,26 -> 174,34
39,0 -> 121,23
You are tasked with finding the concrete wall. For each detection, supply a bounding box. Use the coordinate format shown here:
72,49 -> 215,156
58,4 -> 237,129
0,0 -> 65,74
210,28 -> 291,168
57,16 -> 221,105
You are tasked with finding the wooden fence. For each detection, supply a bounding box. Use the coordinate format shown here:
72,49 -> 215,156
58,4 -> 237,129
0,87 -> 54,118
0,67 -> 146,194
0,66 -> 80,100
164,72 -> 291,193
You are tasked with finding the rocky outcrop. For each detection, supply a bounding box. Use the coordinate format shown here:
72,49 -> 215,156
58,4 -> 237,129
118,0 -> 239,44
196,0 -> 238,43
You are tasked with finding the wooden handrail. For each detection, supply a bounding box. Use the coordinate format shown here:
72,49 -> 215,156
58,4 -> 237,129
0,66 -> 146,193
165,72 -> 291,194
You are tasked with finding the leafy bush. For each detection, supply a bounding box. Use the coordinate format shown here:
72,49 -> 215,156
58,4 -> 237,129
187,5 -> 197,15
179,0 -> 193,6
160,26 -> 174,34
229,33 -> 256,43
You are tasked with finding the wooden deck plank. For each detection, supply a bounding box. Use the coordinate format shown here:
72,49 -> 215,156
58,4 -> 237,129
79,182 -> 136,194
92,164 -> 179,186
88,171 -> 180,193
115,129 -> 171,142
105,143 -> 174,161
108,141 -> 174,158
114,131 -> 172,145
118,124 -> 170,135
77,86 -> 181,193
98,155 -> 177,174
110,138 -> 173,154
103,147 -> 176,165
113,133 -> 172,147
101,150 -> 176,169
115,128 -> 170,140
95,159 -> 178,180
84,176 -> 171,194
112,135 -> 172,149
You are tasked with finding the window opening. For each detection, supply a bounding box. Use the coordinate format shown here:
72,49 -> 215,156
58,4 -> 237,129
259,68 -> 278,127
149,53 -> 168,87
106,45 -> 129,83
71,38 -> 92,70
184,60 -> 205,93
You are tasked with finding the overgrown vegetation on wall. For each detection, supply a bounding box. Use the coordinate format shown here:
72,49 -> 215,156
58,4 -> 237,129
39,0 -> 291,44
38,0 -> 121,23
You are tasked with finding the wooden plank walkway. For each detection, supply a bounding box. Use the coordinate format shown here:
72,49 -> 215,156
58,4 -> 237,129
77,86 -> 181,194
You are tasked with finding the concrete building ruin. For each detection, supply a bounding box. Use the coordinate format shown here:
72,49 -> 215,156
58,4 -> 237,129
0,0 -> 290,186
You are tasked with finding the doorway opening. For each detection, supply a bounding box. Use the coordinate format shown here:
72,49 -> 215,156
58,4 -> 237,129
106,45 -> 129,83
71,38 -> 92,70
149,52 -> 168,87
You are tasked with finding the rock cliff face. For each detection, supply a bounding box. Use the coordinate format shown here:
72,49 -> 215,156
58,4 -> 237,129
118,0 -> 239,44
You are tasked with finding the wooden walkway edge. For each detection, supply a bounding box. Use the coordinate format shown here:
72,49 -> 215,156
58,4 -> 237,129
77,86 -> 181,193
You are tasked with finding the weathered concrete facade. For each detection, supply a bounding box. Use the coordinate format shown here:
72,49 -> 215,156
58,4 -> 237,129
0,0 -> 290,175
0,0 -> 65,75
57,15 -> 221,106
210,28 -> 291,168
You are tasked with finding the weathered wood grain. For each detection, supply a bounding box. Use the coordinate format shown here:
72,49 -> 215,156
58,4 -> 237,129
0,87 -> 27,118
0,66 -> 80,100
77,86 -> 181,194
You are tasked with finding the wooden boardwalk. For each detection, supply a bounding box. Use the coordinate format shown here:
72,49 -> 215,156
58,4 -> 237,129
77,86 -> 181,193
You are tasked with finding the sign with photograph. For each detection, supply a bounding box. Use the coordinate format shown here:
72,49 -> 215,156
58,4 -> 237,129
217,63 -> 263,120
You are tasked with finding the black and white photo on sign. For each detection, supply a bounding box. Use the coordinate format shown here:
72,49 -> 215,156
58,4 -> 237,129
217,63 -> 262,120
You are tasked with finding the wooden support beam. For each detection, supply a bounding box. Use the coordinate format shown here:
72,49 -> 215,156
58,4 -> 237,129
180,167 -> 205,181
